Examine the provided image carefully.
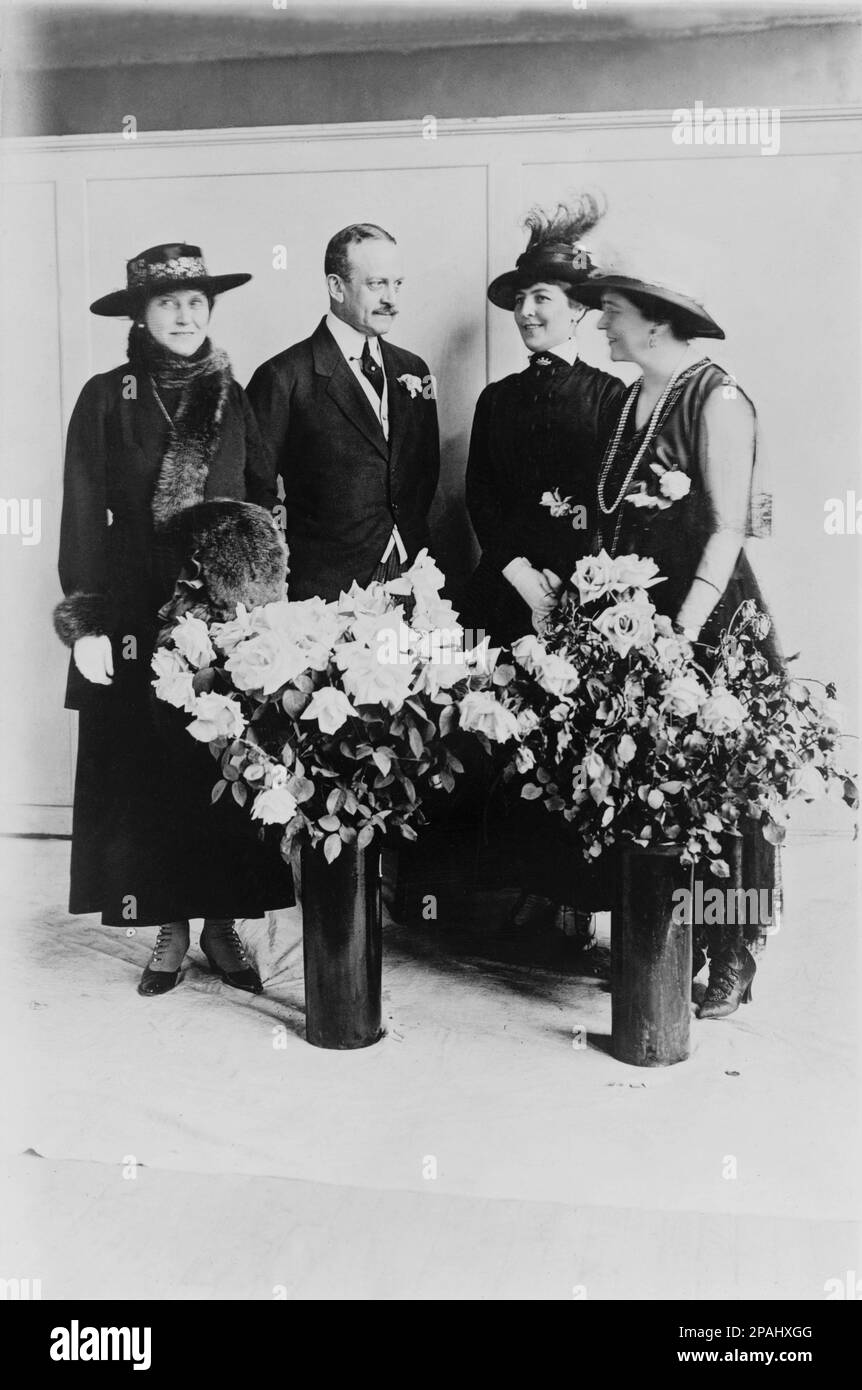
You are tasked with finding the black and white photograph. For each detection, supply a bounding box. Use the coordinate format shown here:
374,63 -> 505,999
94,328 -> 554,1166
1,0 -> 860,1330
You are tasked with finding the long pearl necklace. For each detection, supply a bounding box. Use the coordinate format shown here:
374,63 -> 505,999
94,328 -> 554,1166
596,354 -> 709,553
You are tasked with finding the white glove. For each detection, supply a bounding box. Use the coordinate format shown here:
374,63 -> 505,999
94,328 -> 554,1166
504,560 -> 561,613
73,634 -> 114,685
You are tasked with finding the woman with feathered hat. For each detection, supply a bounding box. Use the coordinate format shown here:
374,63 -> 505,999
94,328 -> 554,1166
575,256 -> 781,1018
53,243 -> 294,997
460,195 -> 626,941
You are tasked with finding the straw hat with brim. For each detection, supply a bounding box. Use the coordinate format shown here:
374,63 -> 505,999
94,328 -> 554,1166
574,274 -> 724,340
90,243 -> 252,317
487,243 -> 595,311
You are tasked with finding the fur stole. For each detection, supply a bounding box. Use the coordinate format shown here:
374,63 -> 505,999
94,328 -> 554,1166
128,326 -> 232,530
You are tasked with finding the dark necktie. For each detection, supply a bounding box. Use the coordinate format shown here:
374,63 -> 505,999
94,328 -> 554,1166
361,338 -> 384,399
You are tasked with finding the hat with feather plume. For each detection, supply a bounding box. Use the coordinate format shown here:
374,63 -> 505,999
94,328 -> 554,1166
487,192 -> 606,311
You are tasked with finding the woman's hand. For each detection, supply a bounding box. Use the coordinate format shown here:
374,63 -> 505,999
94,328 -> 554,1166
73,634 -> 114,685
505,560 -> 561,613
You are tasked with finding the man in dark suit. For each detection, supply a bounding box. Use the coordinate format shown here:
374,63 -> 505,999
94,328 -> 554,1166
246,223 -> 440,600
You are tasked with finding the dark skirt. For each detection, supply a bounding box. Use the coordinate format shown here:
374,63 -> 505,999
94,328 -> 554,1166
69,680 -> 295,928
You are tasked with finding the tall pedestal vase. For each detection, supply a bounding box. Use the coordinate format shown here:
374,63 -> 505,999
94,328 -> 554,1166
612,846 -> 693,1067
299,840 -> 383,1050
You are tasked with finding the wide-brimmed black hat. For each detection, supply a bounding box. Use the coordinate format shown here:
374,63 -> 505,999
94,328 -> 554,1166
90,243 -> 252,317
488,243 -> 596,311
487,194 -> 607,311
574,274 -> 725,340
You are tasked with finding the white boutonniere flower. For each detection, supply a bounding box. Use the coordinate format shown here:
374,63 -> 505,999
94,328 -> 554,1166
398,373 -> 423,399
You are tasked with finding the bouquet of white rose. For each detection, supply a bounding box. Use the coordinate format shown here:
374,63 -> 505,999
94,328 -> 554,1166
504,551 -> 857,875
151,550 -> 523,864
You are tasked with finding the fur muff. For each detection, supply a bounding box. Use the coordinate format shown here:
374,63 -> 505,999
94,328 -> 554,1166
172,500 -> 288,618
53,591 -> 110,647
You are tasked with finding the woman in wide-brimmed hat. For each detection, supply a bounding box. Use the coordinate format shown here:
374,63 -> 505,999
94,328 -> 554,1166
54,243 -> 295,997
576,260 -> 781,1019
458,195 -> 626,943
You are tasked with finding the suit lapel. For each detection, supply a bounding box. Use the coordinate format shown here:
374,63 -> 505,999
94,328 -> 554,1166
311,318 -> 389,460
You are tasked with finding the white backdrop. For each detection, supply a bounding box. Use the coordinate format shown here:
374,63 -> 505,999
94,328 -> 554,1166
1,109 -> 860,824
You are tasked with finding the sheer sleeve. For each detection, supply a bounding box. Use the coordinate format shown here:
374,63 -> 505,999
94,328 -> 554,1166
675,389 -> 755,633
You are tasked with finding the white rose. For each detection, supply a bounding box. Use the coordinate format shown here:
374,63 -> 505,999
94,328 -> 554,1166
516,708 -> 541,737
570,550 -> 616,605
172,614 -> 215,669
655,634 -> 692,672
511,635 -> 547,675
697,689 -> 747,735
300,686 -> 359,735
593,599 -> 656,657
251,785 -> 299,825
335,641 -> 414,713
151,647 -> 198,712
186,692 -> 246,743
659,469 -> 692,501
457,691 -> 520,743
789,762 -> 825,800
610,554 -> 662,592
661,674 -> 707,719
226,629 -> 309,696
210,604 -> 256,654
536,652 -> 580,698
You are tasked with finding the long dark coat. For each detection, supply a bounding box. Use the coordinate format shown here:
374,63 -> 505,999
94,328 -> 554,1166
56,365 -> 295,927
246,318 -> 440,600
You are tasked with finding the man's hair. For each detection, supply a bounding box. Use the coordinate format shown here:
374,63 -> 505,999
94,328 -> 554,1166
324,223 -> 396,282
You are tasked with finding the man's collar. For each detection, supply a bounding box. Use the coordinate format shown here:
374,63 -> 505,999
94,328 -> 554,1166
325,311 -> 383,364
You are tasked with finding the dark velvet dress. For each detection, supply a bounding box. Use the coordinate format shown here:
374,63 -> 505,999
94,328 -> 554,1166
596,360 -> 781,945
58,363 -> 295,927
452,352 -> 625,907
459,353 -> 625,644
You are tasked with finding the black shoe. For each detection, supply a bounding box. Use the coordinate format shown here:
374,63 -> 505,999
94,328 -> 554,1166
697,946 -> 756,1020
200,924 -> 263,995
555,905 -> 597,952
137,923 -> 188,996
498,892 -> 556,937
137,964 -> 181,996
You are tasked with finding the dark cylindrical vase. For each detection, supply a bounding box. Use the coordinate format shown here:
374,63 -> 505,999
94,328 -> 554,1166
612,846 -> 693,1067
300,840 -> 383,1050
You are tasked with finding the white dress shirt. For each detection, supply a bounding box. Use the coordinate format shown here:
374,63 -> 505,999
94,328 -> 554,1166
325,311 -> 390,441
325,311 -> 406,564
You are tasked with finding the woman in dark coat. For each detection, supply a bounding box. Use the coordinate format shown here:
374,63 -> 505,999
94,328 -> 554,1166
576,266 -> 781,1018
53,243 -> 295,997
459,198 -> 626,940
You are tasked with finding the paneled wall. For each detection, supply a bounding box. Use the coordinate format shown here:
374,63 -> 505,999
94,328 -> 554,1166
1,109 -> 860,828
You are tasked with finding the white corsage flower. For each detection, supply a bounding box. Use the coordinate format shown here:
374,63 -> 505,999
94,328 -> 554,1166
398,373 -> 424,398
658,468 -> 692,502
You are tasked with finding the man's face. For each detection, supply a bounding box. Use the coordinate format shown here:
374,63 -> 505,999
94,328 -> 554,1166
329,238 -> 404,336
